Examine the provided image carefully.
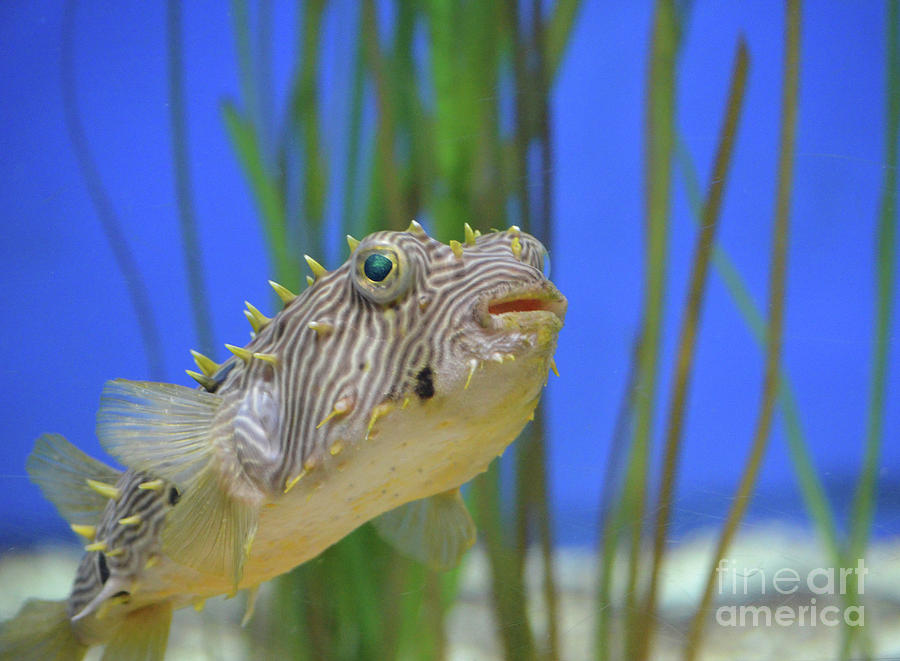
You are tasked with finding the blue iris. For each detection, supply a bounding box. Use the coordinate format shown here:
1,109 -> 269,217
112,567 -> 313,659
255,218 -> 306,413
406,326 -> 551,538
364,253 -> 393,282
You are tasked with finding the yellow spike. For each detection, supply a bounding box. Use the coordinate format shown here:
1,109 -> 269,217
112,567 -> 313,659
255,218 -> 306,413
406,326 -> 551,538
144,556 -> 160,570
86,478 -> 119,500
511,235 -> 522,260
243,528 -> 256,560
268,279 -> 296,305
253,352 -> 279,365
449,240 -> 464,259
401,397 -> 410,410
463,223 -> 477,246
84,541 -> 107,552
306,275 -> 315,287
527,409 -> 535,422
138,479 -> 164,491
242,585 -> 260,627
70,523 -> 96,540
244,302 -> 272,333
304,254 -> 328,280
508,225 -> 521,235
464,359 -> 479,390
407,219 -> 427,236
474,229 -> 482,238
225,343 -> 253,363
193,599 -> 206,612
346,234 -> 360,252
550,357 -> 560,377
106,547 -> 125,558
329,440 -> 344,456
316,396 -> 353,429
284,470 -> 306,494
366,402 -> 396,439
118,515 -> 142,526
308,320 -> 334,337
186,370 -> 216,389
190,349 -> 221,377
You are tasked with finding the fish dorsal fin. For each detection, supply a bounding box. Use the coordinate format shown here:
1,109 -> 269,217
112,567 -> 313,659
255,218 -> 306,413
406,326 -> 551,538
96,380 -> 222,487
99,601 -> 172,661
372,489 -> 477,571
26,434 -> 122,525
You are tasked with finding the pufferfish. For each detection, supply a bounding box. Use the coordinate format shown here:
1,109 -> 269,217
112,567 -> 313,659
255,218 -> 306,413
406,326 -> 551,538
0,222 -> 566,660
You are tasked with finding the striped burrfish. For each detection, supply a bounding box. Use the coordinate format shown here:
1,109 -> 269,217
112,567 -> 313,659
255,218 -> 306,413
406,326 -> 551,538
0,222 -> 566,660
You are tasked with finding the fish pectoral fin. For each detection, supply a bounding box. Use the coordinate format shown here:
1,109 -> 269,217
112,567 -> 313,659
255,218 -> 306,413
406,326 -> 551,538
99,601 -> 172,661
371,488 -> 477,571
96,380 -> 223,487
161,467 -> 260,589
26,433 -> 122,525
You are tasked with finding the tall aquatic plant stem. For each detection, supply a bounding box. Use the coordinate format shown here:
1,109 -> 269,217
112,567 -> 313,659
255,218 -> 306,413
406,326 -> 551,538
60,0 -> 165,380
544,0 -> 583,84
842,2 -> 899,658
621,0 -> 679,655
166,0 -> 215,358
290,0 -> 328,245
683,2 -> 800,658
362,0 -> 407,229
635,39 -> 749,661
677,137 -> 870,652
506,2 -> 561,657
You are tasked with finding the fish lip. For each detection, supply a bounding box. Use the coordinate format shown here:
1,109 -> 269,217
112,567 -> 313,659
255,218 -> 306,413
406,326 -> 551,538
478,283 -> 567,328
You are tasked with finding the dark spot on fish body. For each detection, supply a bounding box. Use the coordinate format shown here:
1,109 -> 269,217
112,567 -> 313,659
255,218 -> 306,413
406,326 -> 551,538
112,591 -> 131,602
415,366 -> 435,400
97,552 -> 110,584
168,487 -> 180,506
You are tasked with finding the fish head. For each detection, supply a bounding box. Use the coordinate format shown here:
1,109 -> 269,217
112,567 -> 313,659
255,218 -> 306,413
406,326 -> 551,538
344,223 -> 565,400
220,222 -> 566,497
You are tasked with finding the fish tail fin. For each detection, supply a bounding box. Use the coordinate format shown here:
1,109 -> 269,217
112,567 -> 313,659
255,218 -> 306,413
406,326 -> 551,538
0,599 -> 88,661
26,433 -> 122,525
99,601 -> 172,661
162,466 -> 260,590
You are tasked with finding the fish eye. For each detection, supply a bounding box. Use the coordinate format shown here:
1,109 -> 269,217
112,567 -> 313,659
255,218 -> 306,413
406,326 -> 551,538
541,248 -> 551,279
353,241 -> 412,304
364,253 -> 393,282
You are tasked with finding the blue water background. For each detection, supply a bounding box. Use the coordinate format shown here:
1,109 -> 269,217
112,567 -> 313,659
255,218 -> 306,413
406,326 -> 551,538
1,1 -> 898,548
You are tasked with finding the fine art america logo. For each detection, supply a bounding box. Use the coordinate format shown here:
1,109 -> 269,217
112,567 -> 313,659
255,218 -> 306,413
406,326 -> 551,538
715,558 -> 867,627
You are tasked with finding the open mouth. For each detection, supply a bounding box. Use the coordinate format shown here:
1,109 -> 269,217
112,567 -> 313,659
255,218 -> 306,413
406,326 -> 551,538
486,292 -> 567,323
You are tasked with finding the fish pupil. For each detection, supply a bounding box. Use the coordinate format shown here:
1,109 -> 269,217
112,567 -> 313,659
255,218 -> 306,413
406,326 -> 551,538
364,254 -> 393,282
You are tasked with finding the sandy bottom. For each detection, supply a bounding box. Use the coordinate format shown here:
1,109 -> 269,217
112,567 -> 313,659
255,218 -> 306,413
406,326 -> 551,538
2,524 -> 898,660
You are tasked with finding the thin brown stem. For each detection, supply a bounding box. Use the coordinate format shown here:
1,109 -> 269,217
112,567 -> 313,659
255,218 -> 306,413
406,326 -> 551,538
636,38 -> 749,661
683,2 -> 800,657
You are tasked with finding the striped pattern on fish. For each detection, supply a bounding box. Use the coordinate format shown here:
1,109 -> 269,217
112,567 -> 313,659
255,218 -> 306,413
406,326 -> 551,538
0,222 -> 566,660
